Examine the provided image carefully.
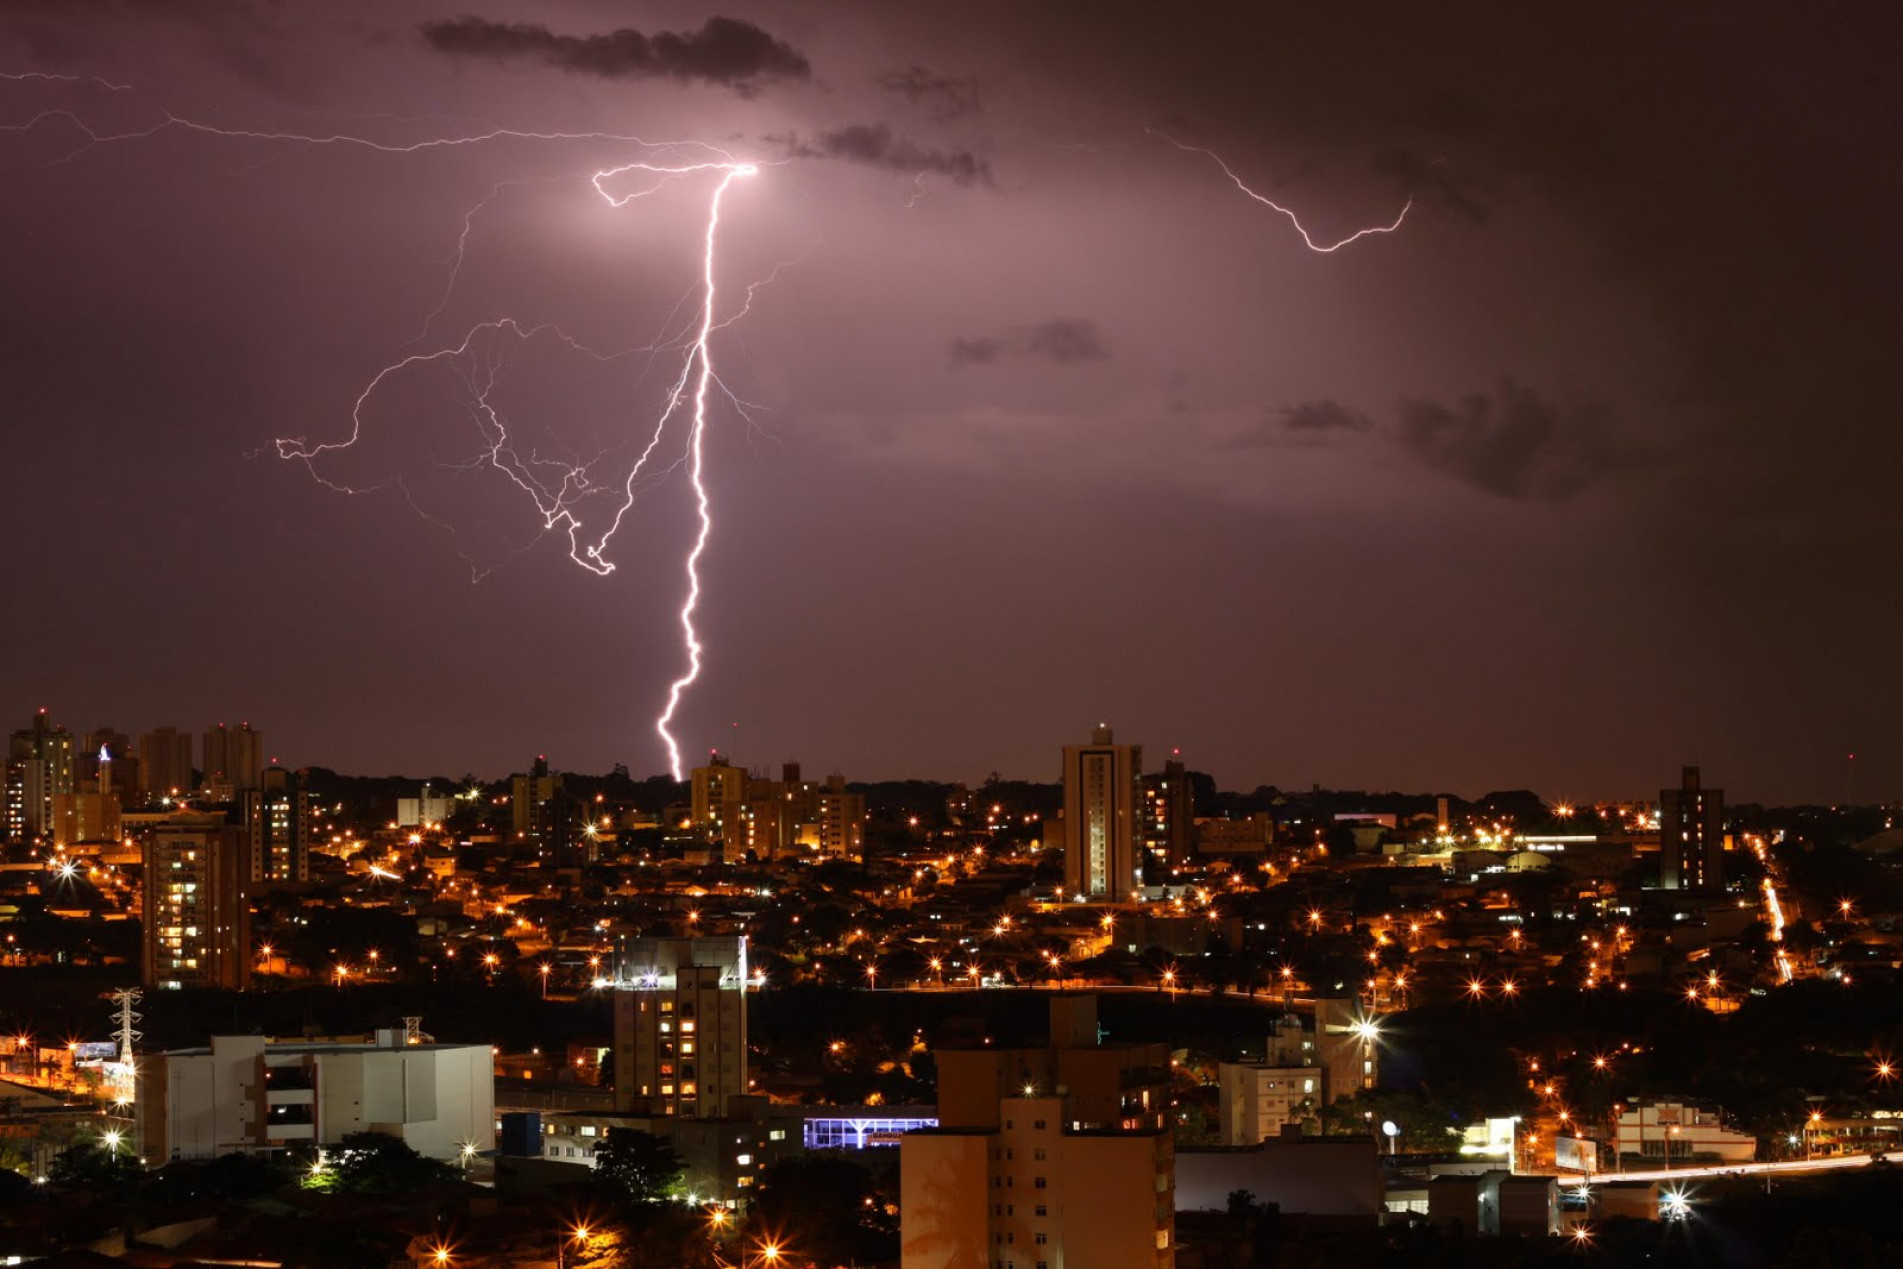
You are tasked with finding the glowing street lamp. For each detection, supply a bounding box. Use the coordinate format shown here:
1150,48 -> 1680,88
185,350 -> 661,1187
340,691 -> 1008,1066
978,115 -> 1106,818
539,963 -> 552,998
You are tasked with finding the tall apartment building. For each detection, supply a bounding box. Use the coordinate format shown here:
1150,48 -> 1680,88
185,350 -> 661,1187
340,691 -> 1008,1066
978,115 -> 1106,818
138,726 -> 195,797
142,820 -> 250,990
1140,757 -> 1195,875
201,723 -> 263,798
5,710 -> 76,842
903,996 -> 1175,1268
78,728 -> 138,795
244,765 -> 312,883
138,1028 -> 494,1164
692,757 -> 866,862
611,936 -> 748,1118
1659,765 -> 1724,891
49,734 -> 126,846
690,754 -> 749,861
396,783 -> 454,828
1218,1063 -> 1322,1145
511,756 -> 584,867
901,1092 -> 1174,1269
51,785 -> 122,847
1314,997 -> 1378,1104
935,996 -> 1169,1134
1062,725 -> 1142,903
813,774 -> 866,859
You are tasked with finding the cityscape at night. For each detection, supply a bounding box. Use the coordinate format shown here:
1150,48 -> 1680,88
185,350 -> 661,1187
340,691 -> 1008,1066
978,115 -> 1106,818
4,4 -> 1902,1267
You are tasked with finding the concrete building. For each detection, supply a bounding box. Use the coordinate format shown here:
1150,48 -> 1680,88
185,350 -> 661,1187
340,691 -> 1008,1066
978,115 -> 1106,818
611,936 -> 748,1118
502,1110 -> 776,1201
1660,766 -> 1724,890
201,722 -> 263,798
138,725 -> 195,798
5,710 -> 75,842
813,774 -> 866,859
690,754 -> 748,859
244,765 -> 312,883
1194,814 -> 1276,856
900,1090 -> 1175,1269
1428,1171 -> 1557,1236
511,756 -> 584,867
1314,998 -> 1378,1105
141,820 -> 250,991
691,758 -> 866,862
936,995 -> 1169,1134
396,784 -> 454,828
1614,1101 -> 1755,1164
78,729 -> 137,795
50,786 -> 121,847
50,738 -> 129,846
1062,725 -> 1142,904
137,1028 -> 493,1163
1217,1063 -> 1321,1144
1141,758 -> 1195,874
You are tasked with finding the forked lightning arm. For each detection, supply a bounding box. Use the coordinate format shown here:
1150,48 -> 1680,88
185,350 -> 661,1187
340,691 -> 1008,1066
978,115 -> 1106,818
272,159 -> 759,780
1149,128 -> 1411,253
3,79 -> 763,780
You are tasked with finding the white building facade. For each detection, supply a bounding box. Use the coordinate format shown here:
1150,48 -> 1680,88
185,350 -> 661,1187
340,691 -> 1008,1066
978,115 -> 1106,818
138,1029 -> 493,1163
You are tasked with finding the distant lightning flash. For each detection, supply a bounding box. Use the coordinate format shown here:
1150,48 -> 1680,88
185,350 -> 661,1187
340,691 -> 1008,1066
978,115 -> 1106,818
4,77 -> 769,779
1149,128 -> 1411,252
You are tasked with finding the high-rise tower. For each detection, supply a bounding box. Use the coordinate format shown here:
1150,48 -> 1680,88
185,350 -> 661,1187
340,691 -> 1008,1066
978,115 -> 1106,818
1062,725 -> 1143,903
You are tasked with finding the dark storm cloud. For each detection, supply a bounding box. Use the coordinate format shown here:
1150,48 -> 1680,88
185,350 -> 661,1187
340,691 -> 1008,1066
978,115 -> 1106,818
950,319 -> 1109,368
877,65 -> 983,120
777,123 -> 991,186
1223,400 -> 1375,448
1278,400 -> 1375,434
417,15 -> 810,92
1395,380 -> 1661,501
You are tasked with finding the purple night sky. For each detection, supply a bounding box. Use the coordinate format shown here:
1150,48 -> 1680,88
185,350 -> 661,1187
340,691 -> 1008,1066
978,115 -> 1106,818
2,3 -> 1898,802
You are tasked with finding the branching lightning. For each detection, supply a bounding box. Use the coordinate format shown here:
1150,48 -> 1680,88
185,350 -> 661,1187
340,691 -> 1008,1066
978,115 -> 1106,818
1149,127 -> 1411,253
4,80 -> 1403,782
4,79 -> 768,779
274,157 -> 762,780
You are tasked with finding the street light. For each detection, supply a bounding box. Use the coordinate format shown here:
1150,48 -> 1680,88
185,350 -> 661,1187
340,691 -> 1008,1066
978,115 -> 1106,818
539,964 -> 552,998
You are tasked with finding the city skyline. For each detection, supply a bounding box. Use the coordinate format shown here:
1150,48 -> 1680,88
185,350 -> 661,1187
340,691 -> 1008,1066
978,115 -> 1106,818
0,702 -> 1883,813
3,4 -> 1898,804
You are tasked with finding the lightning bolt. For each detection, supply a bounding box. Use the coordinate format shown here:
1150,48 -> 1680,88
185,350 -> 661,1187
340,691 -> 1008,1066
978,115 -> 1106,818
4,82 -> 770,780
1149,128 -> 1411,252
274,158 -> 761,779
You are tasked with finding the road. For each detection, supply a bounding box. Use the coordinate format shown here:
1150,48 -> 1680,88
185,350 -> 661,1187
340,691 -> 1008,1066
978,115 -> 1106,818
1583,1151 -> 1882,1185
